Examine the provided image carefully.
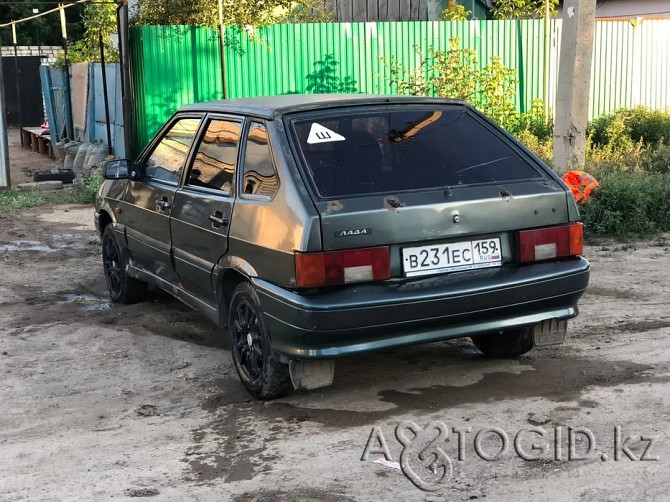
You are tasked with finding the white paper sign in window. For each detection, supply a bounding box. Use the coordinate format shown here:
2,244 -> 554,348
306,123 -> 346,144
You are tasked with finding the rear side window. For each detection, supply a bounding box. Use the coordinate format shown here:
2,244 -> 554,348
241,122 -> 278,198
144,117 -> 201,184
188,119 -> 241,193
289,107 -> 543,198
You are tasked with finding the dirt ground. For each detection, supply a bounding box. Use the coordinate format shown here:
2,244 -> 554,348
5,128 -> 61,187
1,201 -> 669,501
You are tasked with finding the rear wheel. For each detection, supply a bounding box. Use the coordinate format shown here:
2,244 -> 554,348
102,225 -> 147,304
471,327 -> 534,358
229,282 -> 292,400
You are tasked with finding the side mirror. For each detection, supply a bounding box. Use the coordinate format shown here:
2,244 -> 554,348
103,159 -> 130,180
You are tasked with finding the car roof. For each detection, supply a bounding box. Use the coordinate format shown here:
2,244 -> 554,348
178,94 -> 469,119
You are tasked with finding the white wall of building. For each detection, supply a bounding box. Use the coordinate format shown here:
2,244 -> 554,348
595,0 -> 670,19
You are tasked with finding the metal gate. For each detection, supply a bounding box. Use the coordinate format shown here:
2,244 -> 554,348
1,56 -> 44,127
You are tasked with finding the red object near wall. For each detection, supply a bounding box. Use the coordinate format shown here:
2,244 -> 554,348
561,171 -> 599,204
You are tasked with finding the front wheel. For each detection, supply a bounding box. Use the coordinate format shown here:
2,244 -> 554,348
229,282 -> 292,400
102,225 -> 147,304
471,327 -> 534,358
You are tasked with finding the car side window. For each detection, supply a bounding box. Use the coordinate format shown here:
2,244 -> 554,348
241,122 -> 279,197
188,119 -> 241,193
144,117 -> 201,184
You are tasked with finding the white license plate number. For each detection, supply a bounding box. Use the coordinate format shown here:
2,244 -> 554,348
402,238 -> 502,277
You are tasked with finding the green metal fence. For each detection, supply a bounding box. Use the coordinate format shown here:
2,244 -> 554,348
130,25 -> 223,154
130,19 -> 670,153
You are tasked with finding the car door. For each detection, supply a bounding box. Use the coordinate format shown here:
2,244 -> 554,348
170,115 -> 243,305
122,115 -> 203,284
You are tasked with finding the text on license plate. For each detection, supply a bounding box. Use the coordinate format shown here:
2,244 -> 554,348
402,238 -> 502,277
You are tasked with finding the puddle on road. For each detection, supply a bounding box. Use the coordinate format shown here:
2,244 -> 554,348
199,356 -> 664,430
0,234 -> 98,254
59,294 -> 110,311
0,240 -> 55,253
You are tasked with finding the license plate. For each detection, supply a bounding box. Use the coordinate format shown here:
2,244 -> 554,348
532,319 -> 567,346
402,238 -> 502,277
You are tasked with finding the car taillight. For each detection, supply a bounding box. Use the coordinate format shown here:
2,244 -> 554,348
518,223 -> 583,263
295,246 -> 391,288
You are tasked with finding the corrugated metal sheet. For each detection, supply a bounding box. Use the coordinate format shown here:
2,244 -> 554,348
130,25 -> 223,152
130,19 -> 670,153
91,63 -> 125,157
223,19 -> 557,115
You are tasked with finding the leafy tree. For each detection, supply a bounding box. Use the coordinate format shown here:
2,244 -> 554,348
492,0 -> 558,20
441,0 -> 471,21
0,1 -> 85,46
53,3 -> 119,66
131,0 -> 332,26
441,5 -> 471,21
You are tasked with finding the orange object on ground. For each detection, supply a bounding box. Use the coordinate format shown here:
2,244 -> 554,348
561,170 -> 599,204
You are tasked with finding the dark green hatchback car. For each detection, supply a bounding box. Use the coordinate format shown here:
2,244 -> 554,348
95,95 -> 589,399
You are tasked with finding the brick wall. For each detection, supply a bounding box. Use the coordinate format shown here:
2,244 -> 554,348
0,46 -> 63,65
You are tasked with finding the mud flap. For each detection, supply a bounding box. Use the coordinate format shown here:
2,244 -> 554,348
289,360 -> 335,390
533,319 -> 568,347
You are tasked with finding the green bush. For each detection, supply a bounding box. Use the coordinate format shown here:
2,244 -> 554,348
588,106 -> 670,148
441,5 -> 470,20
643,140 -> 670,173
580,169 -> 670,238
380,38 -> 551,135
516,129 -> 553,166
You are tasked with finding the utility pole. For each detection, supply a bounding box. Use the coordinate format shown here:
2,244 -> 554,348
0,46 -> 10,191
553,0 -> 597,174
59,4 -> 74,139
543,0 -> 550,120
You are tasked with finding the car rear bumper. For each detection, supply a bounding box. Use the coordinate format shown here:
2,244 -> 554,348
253,257 -> 590,359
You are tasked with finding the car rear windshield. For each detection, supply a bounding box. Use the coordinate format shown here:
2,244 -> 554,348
288,106 -> 544,198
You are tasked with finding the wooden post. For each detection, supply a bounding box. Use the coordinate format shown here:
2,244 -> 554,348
12,23 -> 24,147
59,4 -> 74,140
0,43 -> 10,190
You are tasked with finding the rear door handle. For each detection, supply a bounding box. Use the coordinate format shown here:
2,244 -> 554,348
208,211 -> 229,228
156,197 -> 172,211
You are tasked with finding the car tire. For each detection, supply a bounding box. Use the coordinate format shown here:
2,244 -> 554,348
229,282 -> 292,400
471,327 -> 534,358
102,225 -> 147,304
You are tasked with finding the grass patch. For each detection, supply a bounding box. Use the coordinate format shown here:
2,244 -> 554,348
0,174 -> 103,213
581,169 -> 670,239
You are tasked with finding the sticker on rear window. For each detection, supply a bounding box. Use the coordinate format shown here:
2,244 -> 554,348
306,123 -> 346,144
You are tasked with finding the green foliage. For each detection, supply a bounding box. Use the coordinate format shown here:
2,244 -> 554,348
643,141 -> 670,173
381,40 -> 478,100
305,55 -> 357,93
516,129 -> 553,165
518,99 -> 553,140
0,2 -> 85,46
478,57 -> 518,130
131,0 -> 332,26
53,4 -> 119,66
0,174 -> 103,213
580,169 -> 670,238
492,0 -> 559,19
380,38 -> 550,135
441,5 -> 471,21
552,110 -> 670,239
586,113 -> 644,170
588,107 -> 670,148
